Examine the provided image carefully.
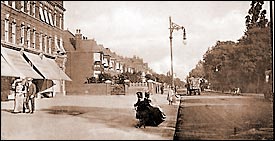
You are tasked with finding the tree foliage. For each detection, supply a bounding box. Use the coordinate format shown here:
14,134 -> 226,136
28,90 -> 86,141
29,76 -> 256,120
190,1 -> 272,93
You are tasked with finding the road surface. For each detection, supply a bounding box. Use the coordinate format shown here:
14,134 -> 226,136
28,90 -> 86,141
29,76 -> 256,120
174,92 -> 273,140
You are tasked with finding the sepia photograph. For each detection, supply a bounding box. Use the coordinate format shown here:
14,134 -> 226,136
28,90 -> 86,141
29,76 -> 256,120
1,1 -> 273,140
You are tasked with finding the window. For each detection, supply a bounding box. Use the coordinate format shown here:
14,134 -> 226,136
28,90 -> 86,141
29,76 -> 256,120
44,8 -> 49,24
48,36 -> 52,54
4,14 -> 9,42
60,38 -> 66,53
44,35 -> 47,53
59,14 -> 62,29
116,62 -> 120,70
94,53 -> 101,62
32,28 -> 36,49
32,2 -> 36,17
26,25 -> 31,48
39,5 -> 45,22
48,10 -> 54,26
21,1 -> 24,12
26,1 -> 30,15
11,20 -> 16,44
54,10 -> 57,26
39,33 -> 43,50
54,35 -> 61,53
20,23 -> 25,45
11,1 -> 15,9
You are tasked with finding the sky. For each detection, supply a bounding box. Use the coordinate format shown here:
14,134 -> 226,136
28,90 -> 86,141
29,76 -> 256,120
63,1 -> 271,80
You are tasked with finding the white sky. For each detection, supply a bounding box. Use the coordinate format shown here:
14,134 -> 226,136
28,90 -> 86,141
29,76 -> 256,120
64,1 -> 271,80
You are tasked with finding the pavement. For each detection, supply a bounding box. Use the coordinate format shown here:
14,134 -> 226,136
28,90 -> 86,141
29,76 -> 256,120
1,93 -> 180,140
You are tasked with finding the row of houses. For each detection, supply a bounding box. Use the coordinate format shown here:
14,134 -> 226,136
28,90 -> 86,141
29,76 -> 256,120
1,1 -> 154,100
63,29 -> 154,94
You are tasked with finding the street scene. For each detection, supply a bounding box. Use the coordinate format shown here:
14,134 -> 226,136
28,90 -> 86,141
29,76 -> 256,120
1,1 -> 274,140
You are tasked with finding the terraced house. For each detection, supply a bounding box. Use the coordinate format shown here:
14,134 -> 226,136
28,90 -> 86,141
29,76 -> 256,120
63,29 -> 153,95
1,1 -> 71,101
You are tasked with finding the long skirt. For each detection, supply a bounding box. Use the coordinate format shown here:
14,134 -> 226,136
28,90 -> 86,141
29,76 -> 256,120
136,106 -> 166,126
13,93 -> 25,113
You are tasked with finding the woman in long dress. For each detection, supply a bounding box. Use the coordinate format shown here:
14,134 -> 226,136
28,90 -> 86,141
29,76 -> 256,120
13,79 -> 27,113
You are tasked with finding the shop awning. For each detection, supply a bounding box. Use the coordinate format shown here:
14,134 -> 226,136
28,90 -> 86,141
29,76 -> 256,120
1,47 -> 43,79
47,58 -> 72,81
23,51 -> 72,81
1,55 -> 21,77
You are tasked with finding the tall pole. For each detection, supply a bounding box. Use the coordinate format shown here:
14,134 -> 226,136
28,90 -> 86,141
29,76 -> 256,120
169,16 -> 186,91
169,16 -> 174,89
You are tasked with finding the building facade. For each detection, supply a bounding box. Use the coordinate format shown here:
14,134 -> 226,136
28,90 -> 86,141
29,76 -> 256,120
1,1 -> 70,100
63,29 -> 153,94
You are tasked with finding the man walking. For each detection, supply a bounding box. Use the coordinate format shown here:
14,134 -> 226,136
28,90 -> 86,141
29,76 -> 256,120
25,77 -> 37,114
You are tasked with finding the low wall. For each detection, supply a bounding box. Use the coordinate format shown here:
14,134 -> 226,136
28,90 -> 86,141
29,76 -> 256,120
66,83 -> 112,95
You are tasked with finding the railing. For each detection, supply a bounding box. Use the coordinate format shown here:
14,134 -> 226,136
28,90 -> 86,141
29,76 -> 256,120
129,82 -> 148,87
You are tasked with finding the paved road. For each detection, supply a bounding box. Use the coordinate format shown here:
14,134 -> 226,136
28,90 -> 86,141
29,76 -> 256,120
1,94 -> 179,140
174,92 -> 273,140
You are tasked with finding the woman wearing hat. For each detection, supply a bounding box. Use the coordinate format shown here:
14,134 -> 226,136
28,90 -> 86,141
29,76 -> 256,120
13,78 -> 27,113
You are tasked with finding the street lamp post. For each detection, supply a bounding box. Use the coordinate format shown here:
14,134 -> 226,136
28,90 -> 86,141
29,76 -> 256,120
169,16 -> 186,90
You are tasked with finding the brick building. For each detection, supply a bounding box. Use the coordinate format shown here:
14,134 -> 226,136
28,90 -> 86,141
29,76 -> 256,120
63,29 -> 153,94
1,1 -> 71,100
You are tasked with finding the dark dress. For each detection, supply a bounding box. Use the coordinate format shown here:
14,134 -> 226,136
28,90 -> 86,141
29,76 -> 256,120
135,98 -> 166,127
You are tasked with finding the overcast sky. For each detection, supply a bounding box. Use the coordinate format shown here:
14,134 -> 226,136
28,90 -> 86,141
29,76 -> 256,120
64,1 -> 270,80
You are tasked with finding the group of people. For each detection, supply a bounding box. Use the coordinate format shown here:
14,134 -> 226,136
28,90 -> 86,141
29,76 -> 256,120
12,77 -> 37,114
134,90 -> 166,128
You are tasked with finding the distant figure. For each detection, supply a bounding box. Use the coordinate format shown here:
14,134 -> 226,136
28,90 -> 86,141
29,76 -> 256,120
234,87 -> 241,95
160,85 -> 164,94
167,87 -> 174,105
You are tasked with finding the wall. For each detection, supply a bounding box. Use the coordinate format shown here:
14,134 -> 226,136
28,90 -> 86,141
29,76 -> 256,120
66,83 -> 111,95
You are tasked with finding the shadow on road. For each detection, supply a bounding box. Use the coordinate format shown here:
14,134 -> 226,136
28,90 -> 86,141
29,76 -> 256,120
39,105 -> 177,139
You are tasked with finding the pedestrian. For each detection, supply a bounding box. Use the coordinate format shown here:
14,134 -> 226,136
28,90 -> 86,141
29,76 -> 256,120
13,78 -> 27,113
160,85 -> 164,94
167,86 -> 174,105
24,77 -> 37,114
